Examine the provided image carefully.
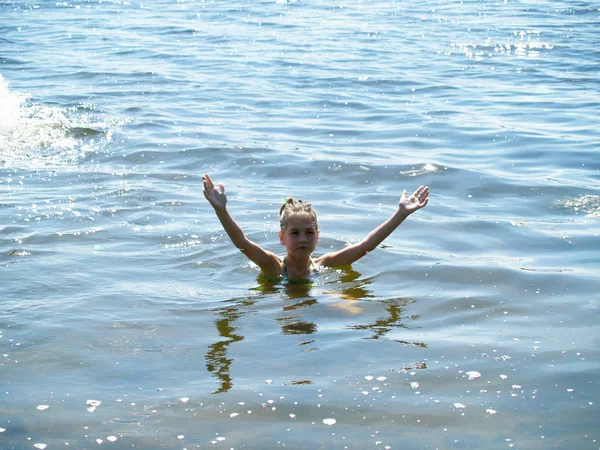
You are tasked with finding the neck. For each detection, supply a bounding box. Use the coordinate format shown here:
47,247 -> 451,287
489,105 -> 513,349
285,254 -> 313,278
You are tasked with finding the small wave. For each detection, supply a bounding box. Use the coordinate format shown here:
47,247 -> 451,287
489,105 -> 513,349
0,75 -> 132,168
554,194 -> 600,218
451,30 -> 554,60
396,163 -> 442,177
0,74 -> 28,136
8,249 -> 32,257
520,267 -> 574,273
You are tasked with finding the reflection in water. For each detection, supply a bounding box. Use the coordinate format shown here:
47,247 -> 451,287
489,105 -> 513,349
206,268 -> 427,393
327,267 -> 375,314
204,298 -> 253,394
348,297 -> 427,348
284,379 -> 313,386
255,274 -> 314,299
259,273 -> 321,336
279,297 -> 318,335
402,360 -> 428,371
329,267 -> 376,301
283,298 -> 317,311
280,320 -> 317,335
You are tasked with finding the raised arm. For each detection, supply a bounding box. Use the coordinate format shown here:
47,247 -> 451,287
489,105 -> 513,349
203,174 -> 282,275
315,186 -> 429,268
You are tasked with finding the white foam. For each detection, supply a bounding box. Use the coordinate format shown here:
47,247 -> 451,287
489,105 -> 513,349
0,75 -> 29,148
0,75 -> 132,167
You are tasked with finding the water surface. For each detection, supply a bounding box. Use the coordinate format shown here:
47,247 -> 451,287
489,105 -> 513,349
1,0 -> 599,448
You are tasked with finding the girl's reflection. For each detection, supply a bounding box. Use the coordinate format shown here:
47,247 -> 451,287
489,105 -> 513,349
204,298 -> 252,394
205,267 -> 424,394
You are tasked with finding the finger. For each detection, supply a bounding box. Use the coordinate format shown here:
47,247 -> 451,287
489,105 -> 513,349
414,185 -> 425,196
203,181 -> 212,199
417,186 -> 429,200
218,182 -> 226,195
203,179 -> 212,195
204,174 -> 214,190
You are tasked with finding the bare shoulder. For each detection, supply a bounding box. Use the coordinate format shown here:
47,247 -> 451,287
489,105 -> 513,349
255,249 -> 285,277
239,240 -> 284,277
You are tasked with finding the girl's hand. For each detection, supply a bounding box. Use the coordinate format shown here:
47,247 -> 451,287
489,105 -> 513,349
203,174 -> 227,211
399,185 -> 429,215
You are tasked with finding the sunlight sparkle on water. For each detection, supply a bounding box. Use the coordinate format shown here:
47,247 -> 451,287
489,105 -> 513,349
466,371 -> 481,380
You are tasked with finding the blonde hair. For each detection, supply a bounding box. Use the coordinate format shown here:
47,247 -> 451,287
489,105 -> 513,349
279,198 -> 318,231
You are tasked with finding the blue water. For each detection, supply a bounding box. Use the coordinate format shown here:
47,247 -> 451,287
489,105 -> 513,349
1,0 -> 599,449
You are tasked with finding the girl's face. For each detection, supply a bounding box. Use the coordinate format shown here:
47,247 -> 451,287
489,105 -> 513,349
279,213 -> 319,257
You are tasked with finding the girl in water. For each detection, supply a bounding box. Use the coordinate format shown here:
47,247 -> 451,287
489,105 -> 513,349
203,173 -> 429,281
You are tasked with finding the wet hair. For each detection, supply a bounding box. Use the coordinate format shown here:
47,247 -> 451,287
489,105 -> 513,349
279,197 -> 318,231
